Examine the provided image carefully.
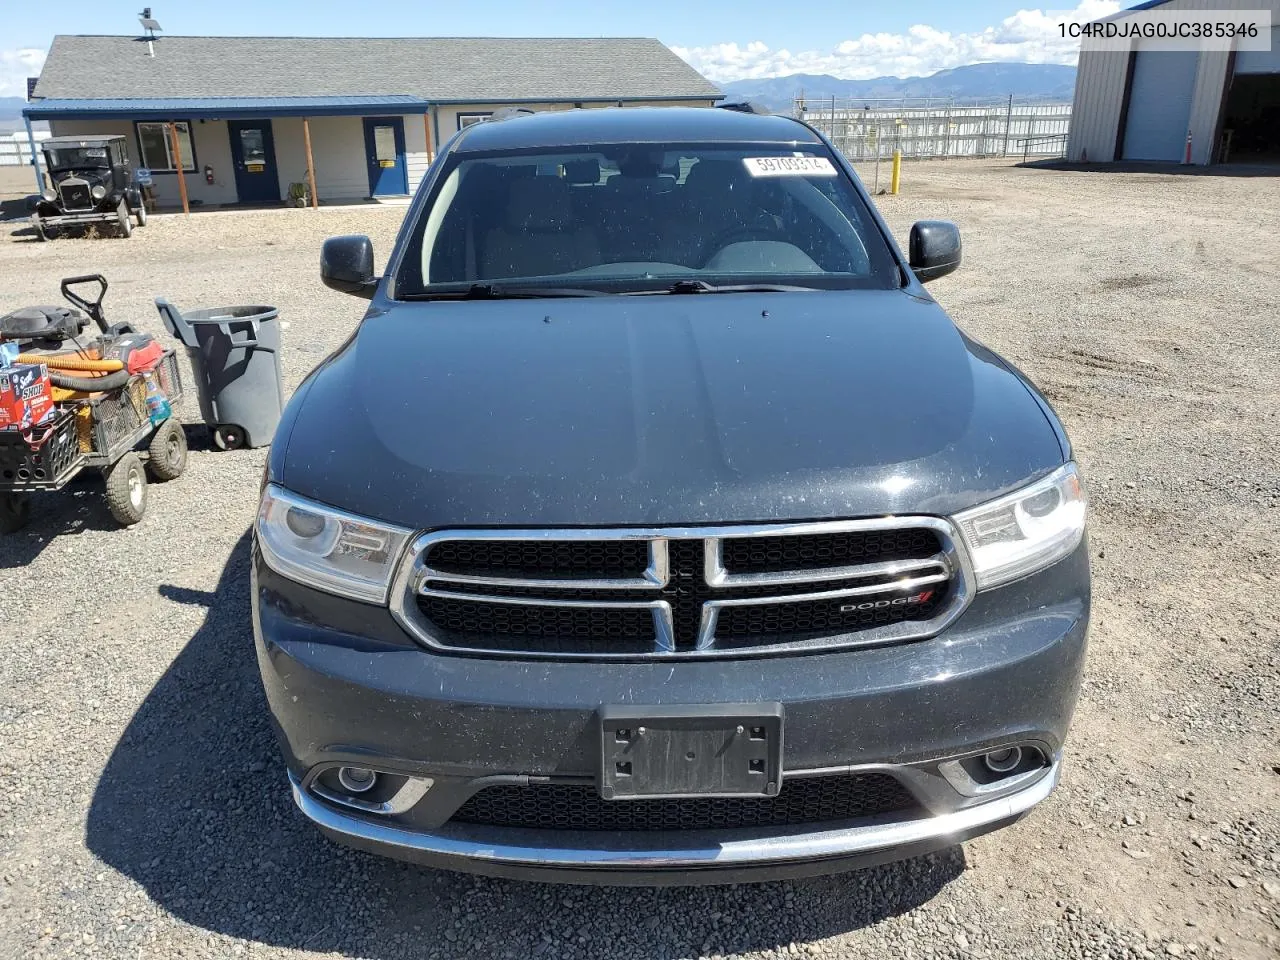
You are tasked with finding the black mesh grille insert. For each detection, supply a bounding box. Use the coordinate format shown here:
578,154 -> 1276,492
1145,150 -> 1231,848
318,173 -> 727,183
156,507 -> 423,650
451,774 -> 918,831
722,528 -> 942,574
426,539 -> 649,580
418,594 -> 654,655
714,584 -> 948,648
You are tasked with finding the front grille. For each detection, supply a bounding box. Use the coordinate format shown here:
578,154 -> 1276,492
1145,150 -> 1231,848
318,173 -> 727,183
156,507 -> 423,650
715,586 -> 949,649
450,774 -> 918,832
399,521 -> 965,658
722,528 -> 942,574
426,538 -> 648,580
420,595 -> 654,655
58,180 -> 93,210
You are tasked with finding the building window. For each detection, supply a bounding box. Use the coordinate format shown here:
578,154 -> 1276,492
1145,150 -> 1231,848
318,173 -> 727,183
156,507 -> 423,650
135,121 -> 196,172
456,112 -> 492,131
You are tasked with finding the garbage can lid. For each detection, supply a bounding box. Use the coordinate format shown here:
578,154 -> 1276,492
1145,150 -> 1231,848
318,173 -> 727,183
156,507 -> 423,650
182,305 -> 278,323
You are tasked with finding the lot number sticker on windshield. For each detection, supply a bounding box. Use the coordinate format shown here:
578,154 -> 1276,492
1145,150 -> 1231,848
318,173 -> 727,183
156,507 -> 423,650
743,156 -> 837,177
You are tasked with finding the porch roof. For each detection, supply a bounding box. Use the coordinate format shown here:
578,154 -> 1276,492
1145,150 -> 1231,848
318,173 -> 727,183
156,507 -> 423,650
23,95 -> 430,121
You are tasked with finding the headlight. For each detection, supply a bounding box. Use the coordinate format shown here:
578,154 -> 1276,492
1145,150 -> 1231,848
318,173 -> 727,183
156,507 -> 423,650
953,462 -> 1086,590
256,484 -> 413,603
41,189 -> 56,201
91,185 -> 106,199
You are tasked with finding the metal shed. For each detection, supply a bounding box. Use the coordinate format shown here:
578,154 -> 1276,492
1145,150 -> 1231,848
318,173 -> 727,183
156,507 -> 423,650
1067,0 -> 1280,165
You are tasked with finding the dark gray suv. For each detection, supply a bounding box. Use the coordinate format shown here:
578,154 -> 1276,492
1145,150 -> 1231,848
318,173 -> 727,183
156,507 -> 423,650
253,106 -> 1089,884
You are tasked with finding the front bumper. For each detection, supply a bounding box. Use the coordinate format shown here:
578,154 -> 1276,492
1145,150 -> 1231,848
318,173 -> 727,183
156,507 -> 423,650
31,210 -> 116,227
290,759 -> 1059,885
254,539 -> 1089,883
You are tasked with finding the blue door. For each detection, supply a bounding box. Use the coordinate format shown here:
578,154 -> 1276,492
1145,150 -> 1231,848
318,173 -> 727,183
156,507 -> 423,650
227,119 -> 281,204
1121,51 -> 1199,161
363,116 -> 408,196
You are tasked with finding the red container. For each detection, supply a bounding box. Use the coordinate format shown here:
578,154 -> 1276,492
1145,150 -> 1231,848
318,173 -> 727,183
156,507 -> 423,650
0,363 -> 54,430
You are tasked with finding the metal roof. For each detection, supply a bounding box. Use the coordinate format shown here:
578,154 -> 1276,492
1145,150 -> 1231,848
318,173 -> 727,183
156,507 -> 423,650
42,134 -> 127,145
24,95 -> 429,120
30,35 -> 722,104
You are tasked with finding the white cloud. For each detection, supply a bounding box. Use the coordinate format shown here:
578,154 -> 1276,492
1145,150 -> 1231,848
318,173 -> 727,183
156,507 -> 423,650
672,0 -> 1120,82
0,48 -> 47,98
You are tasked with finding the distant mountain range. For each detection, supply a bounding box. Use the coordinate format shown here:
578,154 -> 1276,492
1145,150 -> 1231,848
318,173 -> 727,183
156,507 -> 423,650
719,63 -> 1077,112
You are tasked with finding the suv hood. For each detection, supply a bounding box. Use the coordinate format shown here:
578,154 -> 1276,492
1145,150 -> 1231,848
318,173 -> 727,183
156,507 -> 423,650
279,290 -> 1065,528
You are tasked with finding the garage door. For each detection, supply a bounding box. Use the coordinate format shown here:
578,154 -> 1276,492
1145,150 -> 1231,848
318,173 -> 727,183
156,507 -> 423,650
1122,50 -> 1199,161
1235,26 -> 1280,74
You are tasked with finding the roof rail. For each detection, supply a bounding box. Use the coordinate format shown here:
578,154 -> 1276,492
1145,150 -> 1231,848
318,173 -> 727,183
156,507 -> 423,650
716,99 -> 771,115
488,107 -> 538,122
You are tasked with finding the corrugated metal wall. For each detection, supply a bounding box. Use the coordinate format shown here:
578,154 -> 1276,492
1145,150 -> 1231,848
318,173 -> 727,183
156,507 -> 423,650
1067,0 -> 1280,164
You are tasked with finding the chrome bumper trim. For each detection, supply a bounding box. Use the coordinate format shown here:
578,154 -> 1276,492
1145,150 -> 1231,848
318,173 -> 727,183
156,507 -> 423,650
290,760 -> 1058,869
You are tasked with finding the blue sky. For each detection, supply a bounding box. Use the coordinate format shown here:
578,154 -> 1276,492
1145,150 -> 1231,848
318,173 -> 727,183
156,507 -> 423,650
1,0 -> 1119,96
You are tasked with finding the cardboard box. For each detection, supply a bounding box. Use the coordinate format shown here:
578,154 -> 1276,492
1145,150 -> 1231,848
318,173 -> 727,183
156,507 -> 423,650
0,363 -> 54,430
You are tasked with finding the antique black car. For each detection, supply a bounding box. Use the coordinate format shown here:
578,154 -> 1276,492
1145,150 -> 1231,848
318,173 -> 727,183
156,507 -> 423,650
30,135 -> 147,240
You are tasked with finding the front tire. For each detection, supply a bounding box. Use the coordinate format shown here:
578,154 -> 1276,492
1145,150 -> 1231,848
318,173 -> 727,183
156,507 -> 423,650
33,219 -> 48,242
135,203 -> 148,227
104,452 -> 147,525
147,419 -> 187,481
116,200 -> 133,238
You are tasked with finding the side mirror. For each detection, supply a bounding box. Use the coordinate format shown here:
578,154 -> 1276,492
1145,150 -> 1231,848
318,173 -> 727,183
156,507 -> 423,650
909,221 -> 961,283
321,235 -> 378,299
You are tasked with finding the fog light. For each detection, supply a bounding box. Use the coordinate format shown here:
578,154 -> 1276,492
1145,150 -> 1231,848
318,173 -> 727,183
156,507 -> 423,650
337,766 -> 378,793
983,747 -> 1022,774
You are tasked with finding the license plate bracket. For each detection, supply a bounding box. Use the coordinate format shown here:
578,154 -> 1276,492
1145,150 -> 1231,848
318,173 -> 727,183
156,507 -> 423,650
599,703 -> 783,800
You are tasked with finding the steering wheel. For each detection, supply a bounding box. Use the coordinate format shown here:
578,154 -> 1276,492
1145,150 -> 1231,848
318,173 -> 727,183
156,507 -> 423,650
699,225 -> 783,267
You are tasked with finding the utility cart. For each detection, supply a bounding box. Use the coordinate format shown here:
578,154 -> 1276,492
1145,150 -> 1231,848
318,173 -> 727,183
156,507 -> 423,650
0,276 -> 186,533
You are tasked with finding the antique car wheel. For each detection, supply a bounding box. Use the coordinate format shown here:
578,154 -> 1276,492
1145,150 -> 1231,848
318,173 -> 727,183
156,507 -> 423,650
116,200 -> 133,238
135,203 -> 148,227
33,219 -> 48,242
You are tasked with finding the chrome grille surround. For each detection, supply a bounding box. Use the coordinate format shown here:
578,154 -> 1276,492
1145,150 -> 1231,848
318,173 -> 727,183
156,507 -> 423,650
57,177 -> 93,211
389,519 -> 974,659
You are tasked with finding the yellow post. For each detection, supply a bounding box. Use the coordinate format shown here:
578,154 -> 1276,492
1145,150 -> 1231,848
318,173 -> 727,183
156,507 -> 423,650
890,150 -> 902,195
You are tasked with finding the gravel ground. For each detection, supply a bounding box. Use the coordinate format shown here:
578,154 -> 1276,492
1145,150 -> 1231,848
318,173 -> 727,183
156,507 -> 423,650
0,159 -> 1277,960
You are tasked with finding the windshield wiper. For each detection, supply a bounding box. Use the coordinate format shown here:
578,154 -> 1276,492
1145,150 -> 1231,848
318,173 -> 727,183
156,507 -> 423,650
403,283 -> 609,301
630,280 -> 823,295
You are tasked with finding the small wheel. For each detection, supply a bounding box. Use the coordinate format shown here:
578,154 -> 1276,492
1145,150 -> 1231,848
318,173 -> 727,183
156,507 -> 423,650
212,424 -> 248,451
0,493 -> 31,533
135,203 -> 148,227
147,419 -> 187,481
104,452 -> 147,526
116,200 -> 133,238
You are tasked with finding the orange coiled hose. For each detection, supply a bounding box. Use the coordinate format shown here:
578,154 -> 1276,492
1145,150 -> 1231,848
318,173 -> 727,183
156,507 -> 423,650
15,353 -> 124,372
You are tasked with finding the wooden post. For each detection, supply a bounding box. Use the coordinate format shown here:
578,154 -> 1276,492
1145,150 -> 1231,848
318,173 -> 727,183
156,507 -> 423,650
168,121 -> 190,216
302,117 -> 319,209
424,112 -> 433,162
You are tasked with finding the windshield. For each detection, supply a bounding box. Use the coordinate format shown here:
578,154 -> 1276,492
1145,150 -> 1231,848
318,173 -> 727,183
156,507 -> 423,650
395,142 -> 900,296
45,146 -> 111,171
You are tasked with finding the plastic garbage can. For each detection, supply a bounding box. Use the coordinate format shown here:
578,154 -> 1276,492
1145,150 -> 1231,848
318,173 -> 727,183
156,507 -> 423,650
154,298 -> 283,451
